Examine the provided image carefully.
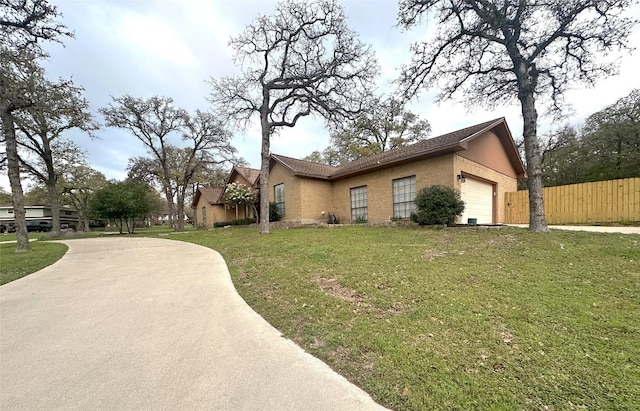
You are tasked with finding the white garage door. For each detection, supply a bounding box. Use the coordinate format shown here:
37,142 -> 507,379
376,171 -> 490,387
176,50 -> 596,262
460,178 -> 494,224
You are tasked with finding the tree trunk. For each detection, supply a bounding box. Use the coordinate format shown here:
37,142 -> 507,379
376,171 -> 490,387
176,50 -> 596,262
259,110 -> 271,234
175,196 -> 185,232
1,105 -> 31,252
161,182 -> 177,230
75,197 -> 90,231
41,141 -> 62,236
81,216 -> 90,231
46,180 -> 61,236
519,91 -> 549,232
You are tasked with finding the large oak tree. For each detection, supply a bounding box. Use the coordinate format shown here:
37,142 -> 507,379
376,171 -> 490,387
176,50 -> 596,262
101,97 -> 237,231
15,75 -> 97,236
209,0 -> 379,233
1,0 -> 72,250
398,0 -> 637,231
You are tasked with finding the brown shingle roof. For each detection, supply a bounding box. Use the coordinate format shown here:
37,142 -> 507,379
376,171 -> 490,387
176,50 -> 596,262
333,118 -> 505,177
199,187 -> 223,204
235,166 -> 260,185
271,118 -> 518,179
270,155 -> 338,179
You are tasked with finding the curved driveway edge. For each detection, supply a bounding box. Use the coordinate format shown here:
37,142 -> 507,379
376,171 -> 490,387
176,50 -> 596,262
0,237 -> 388,410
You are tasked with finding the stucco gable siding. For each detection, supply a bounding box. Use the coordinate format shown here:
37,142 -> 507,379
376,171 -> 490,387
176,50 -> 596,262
458,131 -> 518,178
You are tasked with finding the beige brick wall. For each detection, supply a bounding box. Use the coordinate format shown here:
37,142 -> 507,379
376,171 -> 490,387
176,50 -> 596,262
331,155 -> 454,223
299,178 -> 334,223
267,165 -> 334,223
453,154 -> 518,223
267,152 -> 518,225
269,163 -> 303,221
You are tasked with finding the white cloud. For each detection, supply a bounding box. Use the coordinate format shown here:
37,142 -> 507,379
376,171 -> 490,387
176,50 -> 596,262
117,13 -> 197,69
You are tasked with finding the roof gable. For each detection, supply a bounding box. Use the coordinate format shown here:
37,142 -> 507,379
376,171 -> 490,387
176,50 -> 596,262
191,187 -> 223,208
269,118 -> 525,179
225,165 -> 261,188
235,166 -> 260,186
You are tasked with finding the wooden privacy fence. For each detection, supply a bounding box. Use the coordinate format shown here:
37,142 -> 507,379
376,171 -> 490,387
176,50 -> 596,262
505,177 -> 640,224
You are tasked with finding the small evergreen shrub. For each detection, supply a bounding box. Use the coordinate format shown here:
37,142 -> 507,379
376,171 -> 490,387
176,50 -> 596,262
269,202 -> 282,222
411,185 -> 465,226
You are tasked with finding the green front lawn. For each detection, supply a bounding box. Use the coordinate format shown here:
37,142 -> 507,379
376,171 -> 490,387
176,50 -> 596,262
177,225 -> 640,410
0,242 -> 68,285
1,224 -> 637,409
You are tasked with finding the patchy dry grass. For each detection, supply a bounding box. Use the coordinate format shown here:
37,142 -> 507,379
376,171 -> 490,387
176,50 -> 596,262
176,225 -> 639,410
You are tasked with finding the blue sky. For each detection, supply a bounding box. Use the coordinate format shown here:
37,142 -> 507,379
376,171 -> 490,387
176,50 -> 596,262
4,0 -> 639,190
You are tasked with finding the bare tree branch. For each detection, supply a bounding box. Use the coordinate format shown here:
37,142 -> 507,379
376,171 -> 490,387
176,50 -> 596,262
209,0 -> 379,233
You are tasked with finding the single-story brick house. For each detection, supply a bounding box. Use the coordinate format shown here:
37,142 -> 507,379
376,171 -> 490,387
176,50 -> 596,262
267,118 -> 526,225
192,166 -> 260,227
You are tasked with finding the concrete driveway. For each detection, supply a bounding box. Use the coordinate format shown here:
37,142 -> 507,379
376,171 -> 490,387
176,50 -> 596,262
0,237 -> 387,410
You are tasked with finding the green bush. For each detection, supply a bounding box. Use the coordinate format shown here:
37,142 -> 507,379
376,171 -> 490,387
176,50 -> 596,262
411,185 -> 465,226
269,202 -> 281,222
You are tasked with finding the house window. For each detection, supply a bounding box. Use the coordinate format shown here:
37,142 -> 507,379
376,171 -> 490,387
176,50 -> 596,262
350,186 -> 368,222
201,207 -> 206,226
393,175 -> 416,218
274,183 -> 285,216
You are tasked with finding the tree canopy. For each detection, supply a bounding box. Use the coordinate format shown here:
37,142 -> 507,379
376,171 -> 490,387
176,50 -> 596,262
14,72 -> 97,236
59,164 -> 108,231
89,180 -> 161,234
305,97 -> 431,165
542,89 -> 640,186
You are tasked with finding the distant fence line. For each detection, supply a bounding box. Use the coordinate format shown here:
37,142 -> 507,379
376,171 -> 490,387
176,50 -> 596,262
504,177 -> 640,224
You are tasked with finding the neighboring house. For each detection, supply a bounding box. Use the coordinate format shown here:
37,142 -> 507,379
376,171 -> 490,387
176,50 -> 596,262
192,166 -> 261,227
0,204 -> 79,228
266,118 -> 526,225
150,210 -> 191,226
